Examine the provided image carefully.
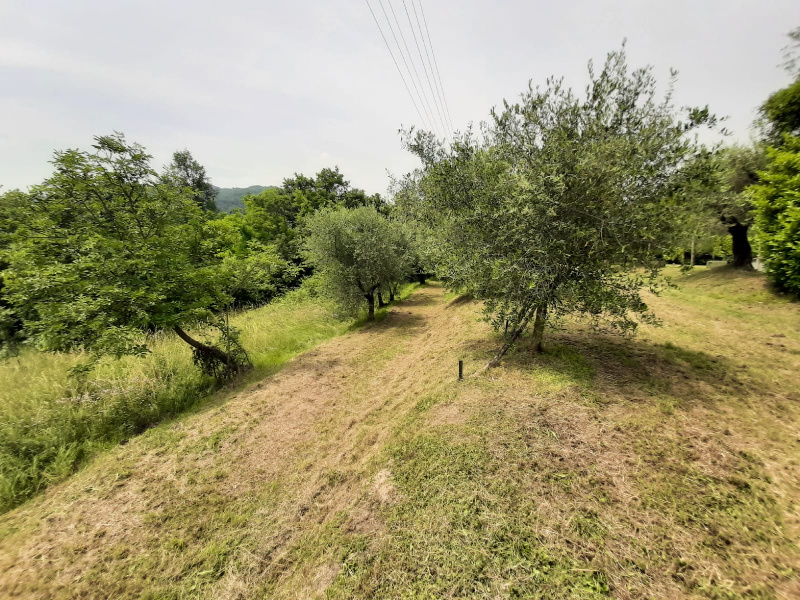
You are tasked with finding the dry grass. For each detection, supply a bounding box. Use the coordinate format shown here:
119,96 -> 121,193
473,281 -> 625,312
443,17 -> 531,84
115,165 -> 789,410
1,267 -> 799,599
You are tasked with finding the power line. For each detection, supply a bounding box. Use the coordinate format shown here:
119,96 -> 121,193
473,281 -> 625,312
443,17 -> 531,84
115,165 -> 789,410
376,0 -> 438,137
416,0 -> 455,133
364,0 -> 430,132
402,0 -> 449,139
384,0 -> 440,137
411,0 -> 452,134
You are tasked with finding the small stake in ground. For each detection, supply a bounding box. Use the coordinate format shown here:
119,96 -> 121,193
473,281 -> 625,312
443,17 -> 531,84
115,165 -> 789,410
458,360 -> 463,381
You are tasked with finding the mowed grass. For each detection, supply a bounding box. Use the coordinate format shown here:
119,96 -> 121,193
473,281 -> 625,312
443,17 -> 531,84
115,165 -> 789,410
308,267 -> 800,599
1,269 -> 799,599
0,283 -> 417,512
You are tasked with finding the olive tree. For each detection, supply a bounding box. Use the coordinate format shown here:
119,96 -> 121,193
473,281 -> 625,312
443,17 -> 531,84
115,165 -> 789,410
2,134 -> 250,377
304,206 -> 408,320
402,47 -> 713,366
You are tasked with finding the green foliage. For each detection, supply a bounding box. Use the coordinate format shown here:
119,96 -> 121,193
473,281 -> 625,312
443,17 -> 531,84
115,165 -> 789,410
242,188 -> 303,260
219,243 -> 301,306
282,167 -> 383,212
304,206 -> 410,319
1,134 -> 231,359
0,282 -> 350,511
761,78 -> 800,142
164,149 -> 218,211
752,135 -> 800,294
664,150 -> 725,264
760,27 -> 800,143
781,26 -> 800,77
233,168 -> 385,268
666,146 -> 765,266
401,46 -> 710,354
714,146 -> 766,224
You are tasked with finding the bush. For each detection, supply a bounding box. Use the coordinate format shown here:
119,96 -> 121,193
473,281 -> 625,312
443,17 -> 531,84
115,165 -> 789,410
752,135 -> 800,294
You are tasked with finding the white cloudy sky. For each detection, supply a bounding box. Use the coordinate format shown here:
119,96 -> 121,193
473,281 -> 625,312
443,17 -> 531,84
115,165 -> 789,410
1,0 -> 799,195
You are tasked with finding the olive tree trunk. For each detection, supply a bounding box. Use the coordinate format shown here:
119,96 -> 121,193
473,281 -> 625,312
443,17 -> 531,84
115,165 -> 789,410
530,304 -> 547,352
487,302 -> 548,368
365,292 -> 375,321
728,222 -> 753,270
377,291 -> 387,308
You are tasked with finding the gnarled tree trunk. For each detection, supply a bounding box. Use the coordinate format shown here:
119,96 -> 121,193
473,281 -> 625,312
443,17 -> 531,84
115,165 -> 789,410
377,291 -> 387,308
728,222 -> 753,270
365,292 -> 375,321
389,286 -> 396,302
173,325 -> 244,378
487,302 -> 548,368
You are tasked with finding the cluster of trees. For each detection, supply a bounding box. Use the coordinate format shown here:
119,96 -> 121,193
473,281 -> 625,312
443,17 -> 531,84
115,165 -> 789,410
391,36 -> 800,365
666,27 -> 800,282
0,135 -> 395,376
2,32 -> 799,374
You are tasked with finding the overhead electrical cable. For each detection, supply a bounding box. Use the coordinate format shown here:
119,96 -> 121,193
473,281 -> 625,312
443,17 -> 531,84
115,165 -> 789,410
364,0 -> 430,132
417,0 -> 455,133
412,0 -> 452,134
402,0 -> 450,139
385,0 -> 440,137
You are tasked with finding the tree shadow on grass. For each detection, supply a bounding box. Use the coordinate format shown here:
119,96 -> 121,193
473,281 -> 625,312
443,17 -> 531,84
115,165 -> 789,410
471,330 -> 750,409
398,293 -> 440,307
348,309 -> 429,336
446,293 -> 475,308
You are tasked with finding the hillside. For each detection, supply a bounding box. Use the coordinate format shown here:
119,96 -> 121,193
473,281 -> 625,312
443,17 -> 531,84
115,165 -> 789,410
1,267 -> 799,599
214,186 -> 275,212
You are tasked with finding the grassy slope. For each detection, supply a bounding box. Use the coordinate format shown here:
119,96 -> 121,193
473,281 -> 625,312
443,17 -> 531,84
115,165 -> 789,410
0,285 -> 379,511
1,268 -> 799,599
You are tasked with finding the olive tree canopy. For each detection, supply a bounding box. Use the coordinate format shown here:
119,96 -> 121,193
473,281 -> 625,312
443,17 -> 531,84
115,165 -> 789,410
401,47 -> 713,365
304,206 -> 409,320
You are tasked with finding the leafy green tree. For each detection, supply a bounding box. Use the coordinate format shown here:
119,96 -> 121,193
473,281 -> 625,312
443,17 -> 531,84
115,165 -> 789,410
164,149 -> 218,211
2,134 -> 248,376
761,79 -> 800,142
663,151 -> 723,266
402,47 -> 713,366
238,169 -> 385,268
242,187 -> 302,260
713,146 -> 766,269
760,27 -> 800,143
751,135 -> 800,294
304,206 -> 407,320
283,167 -> 383,212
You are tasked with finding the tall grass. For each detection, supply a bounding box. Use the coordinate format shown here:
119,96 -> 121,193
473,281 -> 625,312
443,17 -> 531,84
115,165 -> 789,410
0,285 -> 361,512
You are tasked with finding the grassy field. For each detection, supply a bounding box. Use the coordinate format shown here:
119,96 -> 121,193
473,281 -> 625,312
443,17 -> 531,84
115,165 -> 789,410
0,267 -> 798,599
0,284 -> 418,512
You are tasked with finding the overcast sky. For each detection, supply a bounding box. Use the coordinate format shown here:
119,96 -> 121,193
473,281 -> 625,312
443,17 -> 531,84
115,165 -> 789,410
2,0 -> 799,196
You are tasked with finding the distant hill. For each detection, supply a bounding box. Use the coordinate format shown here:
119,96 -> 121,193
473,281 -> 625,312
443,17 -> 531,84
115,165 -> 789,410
213,186 -> 276,212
